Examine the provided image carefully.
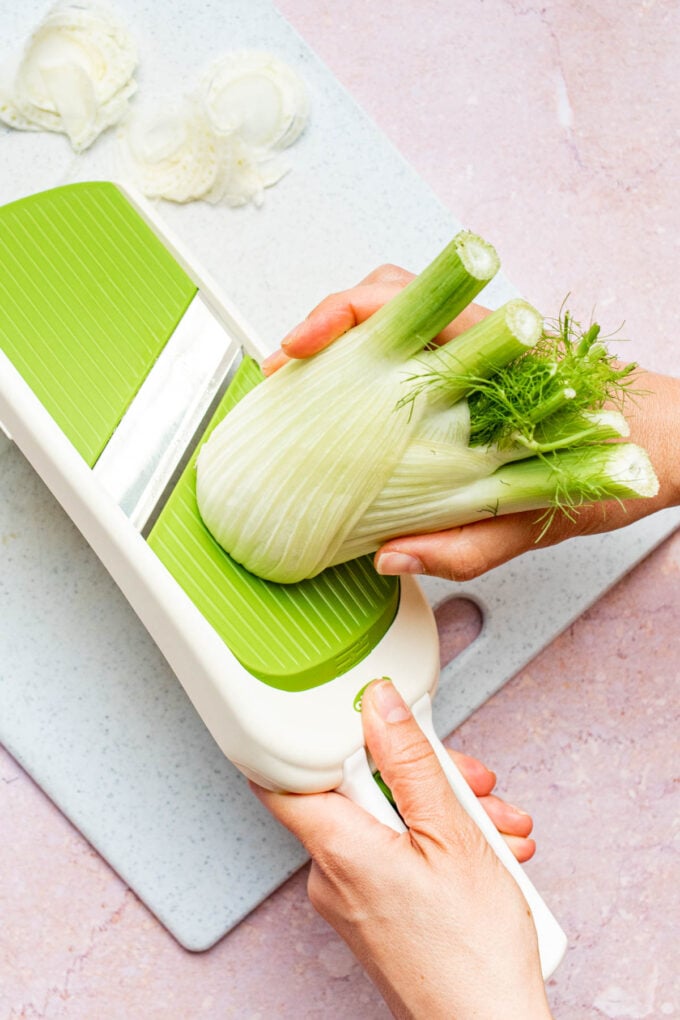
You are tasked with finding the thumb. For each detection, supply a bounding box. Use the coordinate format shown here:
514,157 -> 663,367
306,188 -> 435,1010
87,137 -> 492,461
361,679 -> 477,845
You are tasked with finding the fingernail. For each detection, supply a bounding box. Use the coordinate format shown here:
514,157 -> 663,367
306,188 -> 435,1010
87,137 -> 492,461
508,803 -> 530,817
261,349 -> 287,375
375,552 -> 424,575
372,679 -> 411,724
281,323 -> 303,350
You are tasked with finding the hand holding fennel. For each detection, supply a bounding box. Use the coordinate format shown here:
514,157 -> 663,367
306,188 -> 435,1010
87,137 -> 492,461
196,233 -> 661,584
263,262 -> 680,583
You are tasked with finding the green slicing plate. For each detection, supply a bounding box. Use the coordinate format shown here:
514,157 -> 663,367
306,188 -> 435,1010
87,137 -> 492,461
147,356 -> 400,692
0,182 -> 399,694
0,181 -> 197,465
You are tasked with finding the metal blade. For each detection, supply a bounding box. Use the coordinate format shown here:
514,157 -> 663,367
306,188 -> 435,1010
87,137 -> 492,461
93,294 -> 243,532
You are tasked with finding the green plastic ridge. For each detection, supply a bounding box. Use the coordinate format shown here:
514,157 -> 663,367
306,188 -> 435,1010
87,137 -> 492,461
0,180 -> 399,693
147,357 -> 400,692
0,182 -> 197,465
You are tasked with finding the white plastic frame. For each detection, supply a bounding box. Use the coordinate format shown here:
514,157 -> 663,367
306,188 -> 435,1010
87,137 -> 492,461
0,183 -> 441,793
0,183 -> 566,976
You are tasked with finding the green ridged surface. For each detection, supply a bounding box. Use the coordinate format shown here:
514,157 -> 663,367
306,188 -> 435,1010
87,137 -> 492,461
0,182 -> 197,465
148,357 -> 400,692
0,181 -> 399,693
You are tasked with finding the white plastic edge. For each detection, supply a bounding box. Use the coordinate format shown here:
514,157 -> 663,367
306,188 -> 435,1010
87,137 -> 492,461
0,182 -> 442,793
338,693 -> 567,980
338,746 -> 405,832
412,693 -> 568,980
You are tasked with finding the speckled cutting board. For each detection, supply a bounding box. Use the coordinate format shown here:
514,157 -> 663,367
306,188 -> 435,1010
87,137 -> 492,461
1,0 -> 679,952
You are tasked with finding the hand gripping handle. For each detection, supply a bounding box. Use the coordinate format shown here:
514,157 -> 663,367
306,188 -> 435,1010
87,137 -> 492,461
338,692 -> 567,980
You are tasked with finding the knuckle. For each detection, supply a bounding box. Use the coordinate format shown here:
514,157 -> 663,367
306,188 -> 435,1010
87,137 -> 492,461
572,504 -> 613,536
306,863 -> 330,914
448,826 -> 497,881
362,262 -> 413,285
306,850 -> 374,926
386,728 -> 439,781
311,291 -> 343,315
306,828 -> 366,887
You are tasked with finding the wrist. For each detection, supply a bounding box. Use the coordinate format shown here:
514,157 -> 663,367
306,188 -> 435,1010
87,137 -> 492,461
366,945 -> 552,1020
383,984 -> 552,1020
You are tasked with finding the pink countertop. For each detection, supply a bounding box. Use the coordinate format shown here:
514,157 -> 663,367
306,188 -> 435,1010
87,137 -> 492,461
2,1 -> 678,1016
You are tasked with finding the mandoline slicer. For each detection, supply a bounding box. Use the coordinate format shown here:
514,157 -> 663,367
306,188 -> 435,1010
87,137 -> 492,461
0,181 -> 567,977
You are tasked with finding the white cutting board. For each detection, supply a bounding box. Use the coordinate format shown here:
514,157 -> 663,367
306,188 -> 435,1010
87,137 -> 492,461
1,0 -> 678,951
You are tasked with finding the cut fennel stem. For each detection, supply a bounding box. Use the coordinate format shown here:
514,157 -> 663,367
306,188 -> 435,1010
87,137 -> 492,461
196,230 -> 658,583
334,442 -> 657,563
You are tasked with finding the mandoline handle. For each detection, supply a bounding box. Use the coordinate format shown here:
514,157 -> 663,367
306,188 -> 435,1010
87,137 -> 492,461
338,692 -> 567,980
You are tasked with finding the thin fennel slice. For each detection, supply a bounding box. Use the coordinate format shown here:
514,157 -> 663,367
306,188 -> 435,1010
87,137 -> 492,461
0,1 -> 137,151
117,98 -> 232,204
218,137 -> 289,208
116,50 -> 309,207
117,105 -> 290,207
199,51 -> 309,152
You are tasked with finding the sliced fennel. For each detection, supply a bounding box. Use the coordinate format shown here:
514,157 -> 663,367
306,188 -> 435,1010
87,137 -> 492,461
199,51 -> 309,153
116,98 -> 233,205
196,229 -> 658,583
0,4 -> 308,205
215,136 -> 290,209
0,1 -> 137,152
118,51 -> 308,207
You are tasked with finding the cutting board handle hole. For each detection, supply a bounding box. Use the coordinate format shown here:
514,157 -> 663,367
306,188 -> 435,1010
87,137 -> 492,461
434,596 -> 483,668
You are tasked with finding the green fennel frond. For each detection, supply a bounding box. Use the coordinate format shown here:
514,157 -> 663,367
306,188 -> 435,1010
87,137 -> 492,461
466,308 -> 637,449
531,445 -> 630,539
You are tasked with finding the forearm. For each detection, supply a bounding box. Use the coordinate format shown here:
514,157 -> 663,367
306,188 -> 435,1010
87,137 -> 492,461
352,927 -> 553,1020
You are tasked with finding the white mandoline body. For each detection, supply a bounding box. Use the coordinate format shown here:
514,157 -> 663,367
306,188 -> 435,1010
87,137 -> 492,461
0,184 -> 566,978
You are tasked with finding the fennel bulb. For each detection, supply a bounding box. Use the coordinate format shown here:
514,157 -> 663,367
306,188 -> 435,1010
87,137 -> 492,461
196,232 -> 658,583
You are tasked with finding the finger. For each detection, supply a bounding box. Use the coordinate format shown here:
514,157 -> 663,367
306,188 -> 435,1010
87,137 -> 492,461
263,297 -> 490,374
250,782 -> 383,860
280,282 -> 408,359
477,794 -> 534,840
357,263 -> 415,287
503,834 -> 536,864
354,265 -> 489,342
278,279 -> 490,361
261,347 -> 290,376
445,752 -> 534,861
374,498 -> 647,582
448,749 -> 496,797
360,679 -> 481,848
375,515 -> 536,580
433,301 -> 490,346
